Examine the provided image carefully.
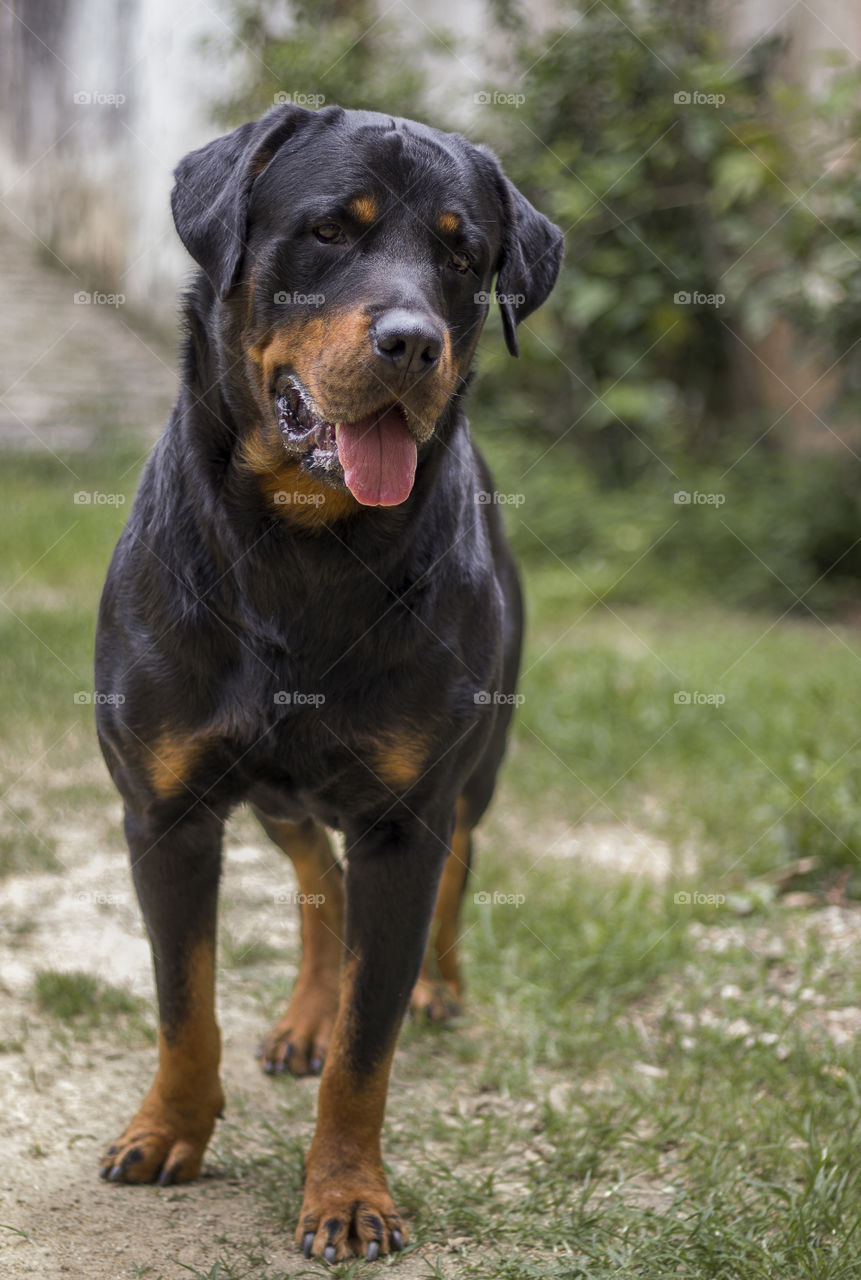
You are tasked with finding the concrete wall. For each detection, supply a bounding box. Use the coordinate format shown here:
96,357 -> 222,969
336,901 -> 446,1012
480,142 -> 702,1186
0,0 -> 240,317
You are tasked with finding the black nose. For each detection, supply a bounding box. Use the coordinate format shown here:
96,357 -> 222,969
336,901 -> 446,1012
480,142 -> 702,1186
372,310 -> 443,377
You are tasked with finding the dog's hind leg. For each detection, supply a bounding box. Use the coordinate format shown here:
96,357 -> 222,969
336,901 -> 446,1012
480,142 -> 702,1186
410,795 -> 473,1021
253,811 -> 345,1076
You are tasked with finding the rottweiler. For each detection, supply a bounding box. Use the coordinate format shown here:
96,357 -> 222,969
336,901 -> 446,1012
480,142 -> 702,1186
94,103 -> 563,1261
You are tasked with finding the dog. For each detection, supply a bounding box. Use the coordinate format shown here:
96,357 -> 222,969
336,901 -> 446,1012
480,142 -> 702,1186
94,103 -> 562,1261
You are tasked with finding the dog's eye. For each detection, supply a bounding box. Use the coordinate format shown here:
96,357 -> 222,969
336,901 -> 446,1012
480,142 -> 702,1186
313,222 -> 344,244
450,250 -> 472,274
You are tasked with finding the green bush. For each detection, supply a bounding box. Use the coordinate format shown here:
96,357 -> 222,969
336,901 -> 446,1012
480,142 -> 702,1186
216,0 -> 861,609
476,423 -> 861,613
469,1 -> 861,459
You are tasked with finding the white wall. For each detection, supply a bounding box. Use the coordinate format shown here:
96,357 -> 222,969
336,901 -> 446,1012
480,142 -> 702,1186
0,0 -> 243,316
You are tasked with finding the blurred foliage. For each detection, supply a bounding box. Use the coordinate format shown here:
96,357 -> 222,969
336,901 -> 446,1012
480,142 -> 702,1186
470,1 -> 861,472
477,428 -> 861,615
216,0 -> 861,611
214,0 -> 426,122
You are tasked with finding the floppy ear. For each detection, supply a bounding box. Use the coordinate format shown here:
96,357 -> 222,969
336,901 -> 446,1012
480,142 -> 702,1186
170,105 -> 314,299
488,161 -> 564,358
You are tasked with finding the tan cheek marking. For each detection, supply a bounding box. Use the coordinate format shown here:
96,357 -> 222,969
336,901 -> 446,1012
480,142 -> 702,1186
249,309 -> 372,401
441,329 -> 454,374
348,195 -> 380,225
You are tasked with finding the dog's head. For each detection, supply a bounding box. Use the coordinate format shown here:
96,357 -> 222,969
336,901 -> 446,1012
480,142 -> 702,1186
172,105 -> 563,508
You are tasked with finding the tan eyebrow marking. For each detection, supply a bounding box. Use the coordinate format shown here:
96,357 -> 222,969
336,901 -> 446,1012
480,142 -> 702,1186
347,194 -> 379,224
438,211 -> 461,235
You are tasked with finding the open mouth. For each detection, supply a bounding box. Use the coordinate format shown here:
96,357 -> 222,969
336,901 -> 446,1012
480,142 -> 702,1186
276,380 -> 418,507
276,382 -> 337,454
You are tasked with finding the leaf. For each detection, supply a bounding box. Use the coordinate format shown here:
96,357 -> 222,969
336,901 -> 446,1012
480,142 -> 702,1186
711,149 -> 770,210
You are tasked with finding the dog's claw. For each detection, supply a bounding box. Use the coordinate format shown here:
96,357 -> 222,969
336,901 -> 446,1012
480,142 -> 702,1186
391,1228 -> 404,1251
303,1232 -> 315,1258
324,1243 -> 337,1264
366,1241 -> 380,1260
310,1056 -> 323,1075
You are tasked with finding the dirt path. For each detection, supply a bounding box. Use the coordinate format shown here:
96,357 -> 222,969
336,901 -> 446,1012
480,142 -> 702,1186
1,814 -> 296,1278
0,801 -> 461,1279
0,787 -> 682,1280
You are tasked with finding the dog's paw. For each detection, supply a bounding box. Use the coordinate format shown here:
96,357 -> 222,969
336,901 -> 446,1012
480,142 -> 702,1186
296,1168 -> 406,1262
99,1085 -> 222,1185
409,975 -> 462,1023
258,979 -> 339,1076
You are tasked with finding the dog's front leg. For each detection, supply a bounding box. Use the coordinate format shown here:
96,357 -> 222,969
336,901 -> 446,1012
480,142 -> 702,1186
99,803 -> 225,1186
296,807 -> 452,1262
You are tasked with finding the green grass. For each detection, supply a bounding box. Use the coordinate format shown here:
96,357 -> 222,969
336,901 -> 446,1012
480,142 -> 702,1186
33,968 -> 152,1039
219,929 -> 287,970
507,563 -> 861,898
4,449 -> 861,1277
0,824 -> 59,877
0,448 -> 139,877
215,866 -> 861,1279
0,447 -> 137,739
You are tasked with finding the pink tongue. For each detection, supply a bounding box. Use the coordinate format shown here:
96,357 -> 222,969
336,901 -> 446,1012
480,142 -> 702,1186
336,407 -> 417,506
